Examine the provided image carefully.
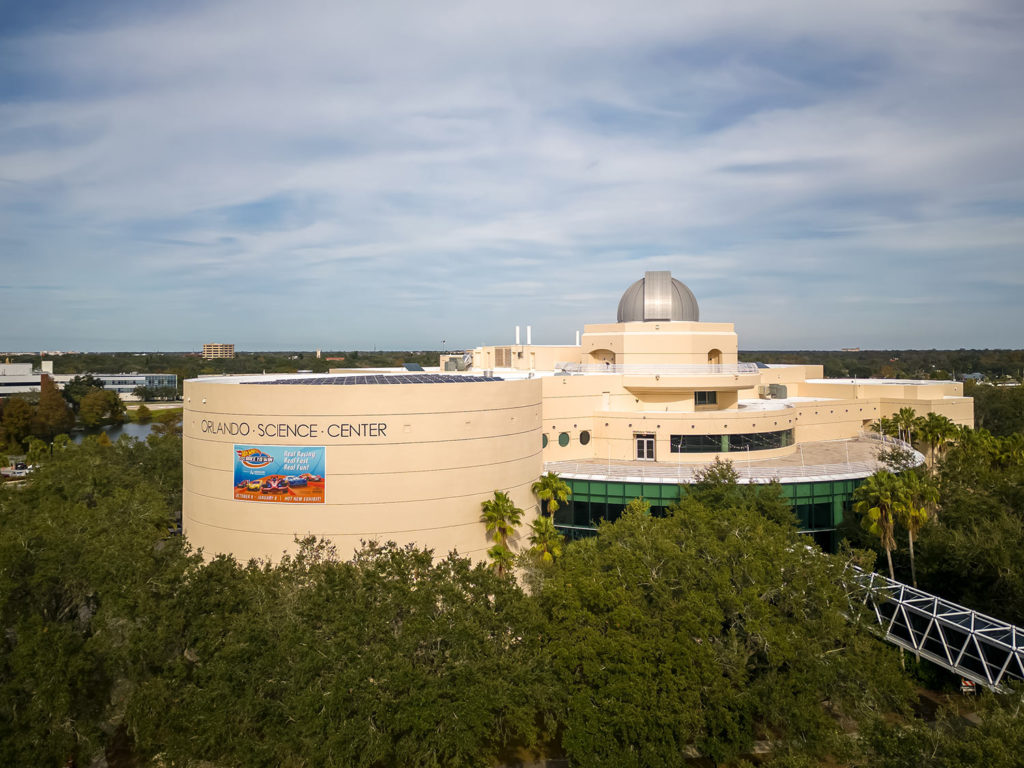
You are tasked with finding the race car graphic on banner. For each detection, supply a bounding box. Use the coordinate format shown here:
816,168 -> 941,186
233,445 -> 326,503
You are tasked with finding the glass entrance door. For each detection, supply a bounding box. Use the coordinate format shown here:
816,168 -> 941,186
635,434 -> 656,461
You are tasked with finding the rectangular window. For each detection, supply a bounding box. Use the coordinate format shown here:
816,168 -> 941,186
694,391 -> 717,406
672,429 -> 794,454
635,434 -> 656,461
670,434 -> 722,453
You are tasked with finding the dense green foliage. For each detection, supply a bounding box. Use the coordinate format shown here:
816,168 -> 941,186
131,543 -> 547,767
0,381 -> 181,453
60,374 -> 106,412
0,394 -> 35,448
0,433 -> 184,765
857,688 -> 1024,768
32,375 -> 76,442
739,348 -> 1024,381
534,483 -> 912,767
843,418 -> 1024,627
77,389 -> 126,428
1,437 -> 546,767
3,432 -> 1023,765
967,380 -> 1024,436
914,430 -> 1024,624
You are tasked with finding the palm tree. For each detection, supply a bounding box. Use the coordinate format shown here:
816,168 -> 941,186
897,471 -> 938,587
870,416 -> 899,439
853,471 -> 907,581
994,433 -> 1024,468
892,407 -> 919,447
480,491 -> 524,576
532,472 -> 571,517
486,542 -> 516,576
916,412 -> 957,472
528,515 -> 565,564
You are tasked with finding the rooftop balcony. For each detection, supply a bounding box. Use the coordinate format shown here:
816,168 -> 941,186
555,361 -> 761,393
545,433 -> 921,484
556,362 -> 760,375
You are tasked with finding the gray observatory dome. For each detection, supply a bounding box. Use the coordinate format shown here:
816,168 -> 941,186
616,270 -> 699,322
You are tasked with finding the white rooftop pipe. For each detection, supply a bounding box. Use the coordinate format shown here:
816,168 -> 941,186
526,326 -> 532,345
515,326 -> 520,345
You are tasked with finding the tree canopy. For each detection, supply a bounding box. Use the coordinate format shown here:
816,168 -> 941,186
60,374 -> 106,411
31,374 -> 75,442
530,482 -> 913,767
77,388 -> 126,428
4,424 -> 1024,765
914,429 -> 1024,624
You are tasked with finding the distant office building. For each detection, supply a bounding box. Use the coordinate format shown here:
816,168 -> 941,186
91,373 -> 178,399
0,362 -> 47,395
203,343 -> 235,359
0,364 -> 177,401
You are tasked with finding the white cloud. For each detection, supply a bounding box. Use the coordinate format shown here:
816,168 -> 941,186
0,0 -> 1022,350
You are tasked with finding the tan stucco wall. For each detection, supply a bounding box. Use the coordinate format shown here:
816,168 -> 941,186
879,397 -> 975,428
798,380 -> 973,428
582,321 -> 739,366
471,345 -> 581,371
456,321 -> 972,466
183,378 -> 543,564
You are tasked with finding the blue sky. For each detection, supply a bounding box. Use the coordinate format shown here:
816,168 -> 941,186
1,0 -> 1022,352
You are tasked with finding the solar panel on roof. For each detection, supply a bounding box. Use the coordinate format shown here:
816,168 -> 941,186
243,373 -> 503,386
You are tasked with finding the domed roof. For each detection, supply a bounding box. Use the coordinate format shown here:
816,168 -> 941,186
617,270 -> 699,322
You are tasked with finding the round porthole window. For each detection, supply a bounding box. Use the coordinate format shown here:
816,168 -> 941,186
579,430 -> 591,446
542,434 -> 548,448
558,432 -> 570,447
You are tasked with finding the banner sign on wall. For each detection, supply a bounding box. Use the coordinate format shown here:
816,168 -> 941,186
233,445 -> 326,503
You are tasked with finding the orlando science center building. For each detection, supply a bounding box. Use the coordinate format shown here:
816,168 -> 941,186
183,271 -> 973,562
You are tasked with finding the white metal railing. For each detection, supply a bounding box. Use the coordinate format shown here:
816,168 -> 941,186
544,458 -> 884,484
859,429 -> 912,449
846,566 -> 1024,690
555,362 -> 760,376
857,431 -> 926,464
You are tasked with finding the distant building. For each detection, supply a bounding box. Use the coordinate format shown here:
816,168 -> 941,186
202,343 -> 235,359
0,362 -> 47,395
90,373 -> 178,400
0,363 -> 177,401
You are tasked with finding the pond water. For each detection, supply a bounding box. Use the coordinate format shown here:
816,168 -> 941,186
72,421 -> 157,443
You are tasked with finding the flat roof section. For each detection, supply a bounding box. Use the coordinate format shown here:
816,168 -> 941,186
737,397 -> 837,411
243,373 -> 504,386
545,435 -> 922,485
803,378 -> 952,386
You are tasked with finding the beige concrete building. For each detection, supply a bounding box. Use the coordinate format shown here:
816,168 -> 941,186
183,270 -> 972,561
467,272 -> 970,467
202,343 -> 235,359
183,374 -> 542,563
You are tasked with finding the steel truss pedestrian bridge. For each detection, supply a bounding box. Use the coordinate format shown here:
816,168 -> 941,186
847,567 -> 1024,690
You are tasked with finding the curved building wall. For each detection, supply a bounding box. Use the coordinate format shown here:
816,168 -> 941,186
183,377 -> 543,563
